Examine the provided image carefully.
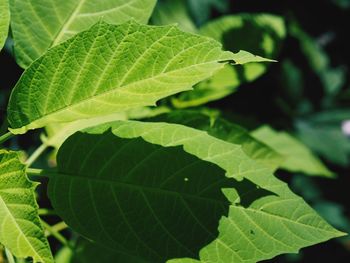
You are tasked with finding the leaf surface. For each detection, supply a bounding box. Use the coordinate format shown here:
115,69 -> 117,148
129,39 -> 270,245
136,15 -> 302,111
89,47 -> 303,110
251,126 -> 334,177
7,21 -> 269,134
10,0 -> 157,68
48,121 -> 344,263
0,150 -> 53,262
0,0 -> 9,50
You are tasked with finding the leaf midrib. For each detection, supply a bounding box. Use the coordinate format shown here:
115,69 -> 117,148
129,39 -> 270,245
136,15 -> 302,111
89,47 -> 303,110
51,172 -> 227,205
18,59 -> 222,129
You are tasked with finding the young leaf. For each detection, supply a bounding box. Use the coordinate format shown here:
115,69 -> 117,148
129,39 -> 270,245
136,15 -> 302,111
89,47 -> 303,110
0,150 -> 53,262
48,121 -> 344,263
48,131 -> 233,262
10,0 -> 157,68
8,20 -> 271,135
251,125 -> 334,177
173,14 -> 286,108
0,0 -> 9,51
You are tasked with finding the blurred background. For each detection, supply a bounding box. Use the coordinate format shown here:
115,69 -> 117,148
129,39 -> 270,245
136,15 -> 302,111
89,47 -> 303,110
1,0 -> 349,262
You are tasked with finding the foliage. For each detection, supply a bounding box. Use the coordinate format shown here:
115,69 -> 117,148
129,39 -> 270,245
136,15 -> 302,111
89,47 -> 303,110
0,0 -> 9,51
0,0 -> 348,262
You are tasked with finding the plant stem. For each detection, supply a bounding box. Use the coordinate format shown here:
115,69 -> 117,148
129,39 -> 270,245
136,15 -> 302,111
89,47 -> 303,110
0,132 -> 14,144
25,144 -> 48,167
5,248 -> 15,263
38,208 -> 56,216
41,221 -> 73,250
26,168 -> 44,176
52,221 -> 68,233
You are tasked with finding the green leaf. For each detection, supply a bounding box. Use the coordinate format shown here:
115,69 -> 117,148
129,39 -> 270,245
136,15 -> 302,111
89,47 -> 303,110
0,0 -> 9,51
172,13 -> 286,108
7,20 -> 265,135
71,238 -> 155,263
10,0 -> 157,68
48,131 -> 234,262
42,106 -> 170,151
296,110 -> 350,166
48,121 -> 344,263
289,21 -> 346,96
152,0 -> 197,33
188,0 -> 229,26
150,110 -> 284,170
251,125 -> 334,177
0,150 -> 53,262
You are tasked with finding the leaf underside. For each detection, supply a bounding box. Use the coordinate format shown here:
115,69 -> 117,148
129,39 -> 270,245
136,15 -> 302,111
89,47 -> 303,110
10,0 -> 157,68
0,150 -> 53,263
48,121 -> 344,263
7,20 -> 240,134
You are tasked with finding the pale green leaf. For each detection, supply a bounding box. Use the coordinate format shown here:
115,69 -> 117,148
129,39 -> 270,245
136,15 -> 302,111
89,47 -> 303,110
150,110 -> 284,170
42,106 -> 170,151
7,20 -> 261,134
0,150 -> 53,263
10,0 -> 157,68
251,125 -> 334,177
48,121 -> 344,263
152,0 -> 197,33
0,0 -> 9,50
173,13 -> 285,108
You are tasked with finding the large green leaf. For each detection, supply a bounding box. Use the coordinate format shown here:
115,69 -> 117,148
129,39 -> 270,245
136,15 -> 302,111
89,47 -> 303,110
0,0 -> 9,51
0,150 -> 53,262
251,126 -> 334,177
48,131 -> 235,262
150,110 -> 284,170
10,0 -> 157,68
48,121 -> 344,263
172,14 -> 286,108
8,20 -> 271,135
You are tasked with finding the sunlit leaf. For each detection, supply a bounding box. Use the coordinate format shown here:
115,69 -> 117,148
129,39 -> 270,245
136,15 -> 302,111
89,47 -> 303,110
8,21 -> 269,134
150,110 -> 284,170
152,0 -> 197,33
0,0 -> 9,51
251,125 -> 334,177
0,150 -> 53,262
10,0 -> 157,68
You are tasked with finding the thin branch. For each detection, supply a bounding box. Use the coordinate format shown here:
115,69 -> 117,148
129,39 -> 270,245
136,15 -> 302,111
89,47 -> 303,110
25,144 -> 48,167
38,208 -> 56,216
0,132 -> 14,144
26,168 -> 44,177
5,248 -> 15,263
41,221 -> 73,250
